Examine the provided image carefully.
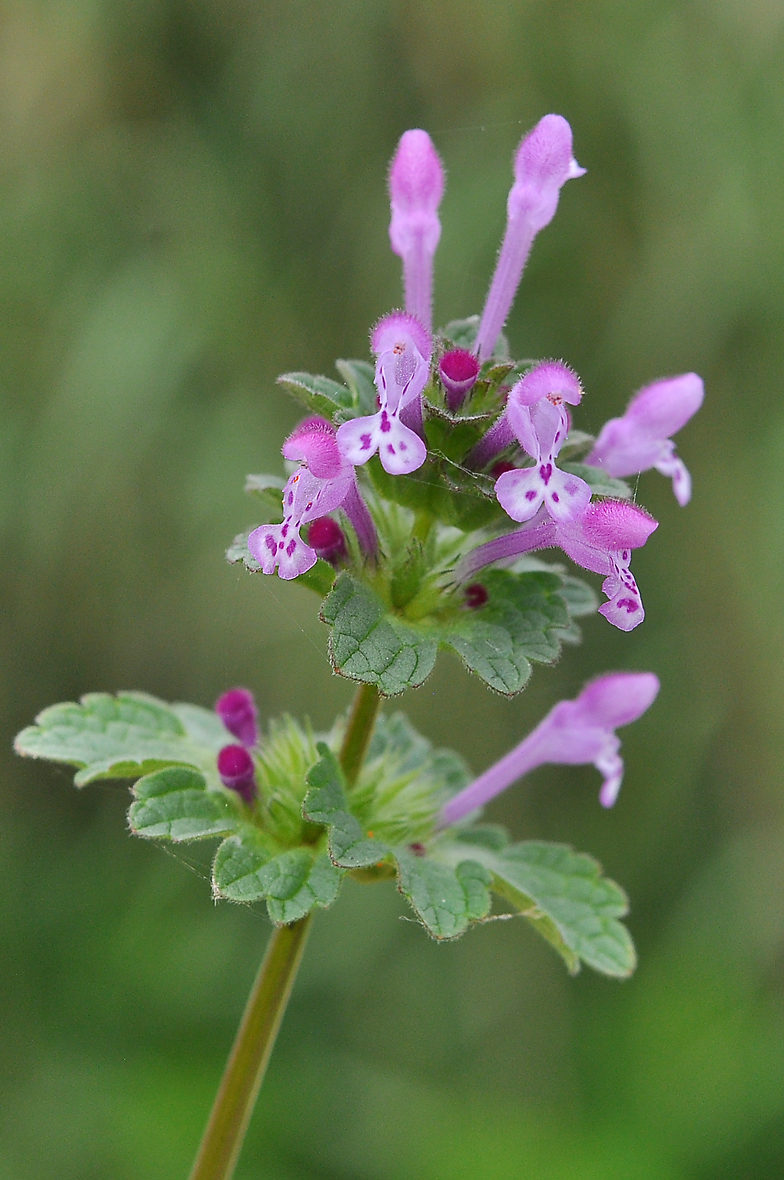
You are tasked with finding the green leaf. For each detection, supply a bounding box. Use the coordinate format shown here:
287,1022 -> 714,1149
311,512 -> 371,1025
321,574 -> 437,697
14,692 -> 226,787
562,462 -> 632,499
335,358 -> 377,414
442,569 -> 570,695
303,742 -> 390,867
559,574 -> 599,619
487,841 -> 636,977
395,848 -> 491,940
368,455 -> 504,531
226,528 -> 262,572
244,473 -> 285,522
277,371 -> 354,419
129,766 -> 239,842
213,830 -> 343,924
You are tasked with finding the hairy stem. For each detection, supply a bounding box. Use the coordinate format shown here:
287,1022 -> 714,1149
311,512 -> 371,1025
339,681 -> 381,786
187,681 -> 381,1180
187,916 -> 312,1180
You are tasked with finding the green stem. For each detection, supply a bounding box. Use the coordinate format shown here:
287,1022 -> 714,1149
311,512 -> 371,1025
187,916 -> 312,1180
187,682 -> 380,1180
339,681 -> 381,786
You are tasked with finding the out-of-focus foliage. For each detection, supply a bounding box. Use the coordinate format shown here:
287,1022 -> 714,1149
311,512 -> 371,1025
2,1 -> 784,1177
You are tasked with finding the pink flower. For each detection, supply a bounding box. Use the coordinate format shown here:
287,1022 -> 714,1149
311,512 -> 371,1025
588,373 -> 704,506
475,116 -> 585,361
493,362 -> 592,524
337,311 -> 431,475
440,671 -> 660,823
457,499 -> 658,632
388,129 -> 445,334
248,418 -> 375,580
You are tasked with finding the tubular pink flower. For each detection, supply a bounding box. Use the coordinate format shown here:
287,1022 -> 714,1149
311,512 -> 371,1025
587,373 -> 704,506
249,418 -> 376,579
337,312 -> 431,475
456,499 -> 658,632
440,671 -> 659,823
215,687 -> 258,748
388,130 -> 445,334
494,362 -> 591,524
475,115 -> 585,361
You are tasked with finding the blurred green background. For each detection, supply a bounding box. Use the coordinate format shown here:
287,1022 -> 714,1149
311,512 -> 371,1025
1,1 -> 783,1177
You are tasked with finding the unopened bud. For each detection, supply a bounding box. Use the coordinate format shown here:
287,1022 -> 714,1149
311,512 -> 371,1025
306,516 -> 347,566
217,744 -> 257,805
439,349 -> 480,411
215,687 -> 259,748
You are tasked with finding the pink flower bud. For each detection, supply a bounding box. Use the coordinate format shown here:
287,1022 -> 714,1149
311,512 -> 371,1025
475,115 -> 584,360
439,349 -> 480,411
217,744 -> 257,805
388,130 -> 445,333
306,516 -> 347,566
215,687 -> 259,748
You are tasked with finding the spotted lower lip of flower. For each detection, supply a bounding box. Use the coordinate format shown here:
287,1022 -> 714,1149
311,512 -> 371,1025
215,687 -> 258,748
587,373 -> 704,506
456,499 -> 658,632
440,671 -> 659,824
337,311 -> 431,475
388,129 -> 445,334
494,362 -> 590,523
474,115 -> 585,361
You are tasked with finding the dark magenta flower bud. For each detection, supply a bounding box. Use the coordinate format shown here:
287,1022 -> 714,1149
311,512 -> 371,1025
217,744 -> 257,805
215,688 -> 258,748
306,516 -> 348,566
439,349 -> 480,411
464,583 -> 489,610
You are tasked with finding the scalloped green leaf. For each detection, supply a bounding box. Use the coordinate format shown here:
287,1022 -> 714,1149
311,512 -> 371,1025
487,841 -> 636,977
321,574 -> 437,697
442,570 -> 570,695
129,766 -> 239,842
244,473 -> 285,522
277,371 -> 354,419
213,830 -> 343,923
335,358 -> 377,414
395,848 -> 491,940
562,462 -> 632,499
14,692 -> 226,787
303,742 -> 390,868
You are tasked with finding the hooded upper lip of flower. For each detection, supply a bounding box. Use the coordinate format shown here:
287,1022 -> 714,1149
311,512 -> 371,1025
439,670 -> 660,824
335,311 -> 432,476
587,372 -> 704,506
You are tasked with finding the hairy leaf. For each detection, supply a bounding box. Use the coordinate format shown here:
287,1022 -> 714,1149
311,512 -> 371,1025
277,371 -> 354,419
14,692 -> 226,787
303,743 -> 390,867
321,574 -> 437,696
129,766 -> 238,841
213,829 -> 343,923
396,848 -> 491,940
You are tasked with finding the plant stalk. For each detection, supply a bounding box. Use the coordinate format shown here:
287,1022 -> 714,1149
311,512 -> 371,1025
339,681 -> 381,786
187,916 -> 312,1180
187,681 -> 380,1180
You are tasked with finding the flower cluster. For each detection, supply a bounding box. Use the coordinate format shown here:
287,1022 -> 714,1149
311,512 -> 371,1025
247,113 -> 703,634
